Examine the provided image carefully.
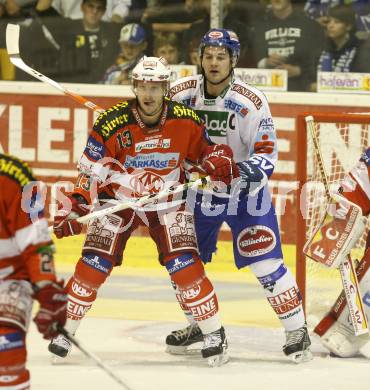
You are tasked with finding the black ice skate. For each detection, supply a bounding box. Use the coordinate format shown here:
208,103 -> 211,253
283,324 -> 313,363
166,323 -> 203,355
201,327 -> 229,367
48,334 -> 72,358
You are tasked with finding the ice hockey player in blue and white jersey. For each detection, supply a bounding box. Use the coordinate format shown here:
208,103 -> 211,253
166,28 -> 312,363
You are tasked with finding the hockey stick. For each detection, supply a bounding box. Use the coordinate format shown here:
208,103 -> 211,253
6,23 -> 238,233
29,10 -> 61,51
56,325 -> 133,390
48,176 -> 210,232
305,115 -> 368,336
6,23 -> 104,113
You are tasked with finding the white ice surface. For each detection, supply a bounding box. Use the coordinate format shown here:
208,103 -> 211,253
28,317 -> 370,390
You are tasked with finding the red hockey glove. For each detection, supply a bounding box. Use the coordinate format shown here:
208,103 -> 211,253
33,281 -> 68,339
201,144 -> 239,186
53,195 -> 89,238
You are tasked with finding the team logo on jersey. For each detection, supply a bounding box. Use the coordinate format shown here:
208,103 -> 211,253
85,137 -> 105,161
237,225 -> 276,257
124,153 -> 179,170
135,138 -> 171,152
129,171 -> 164,196
198,110 -> 236,137
165,212 -> 198,251
224,99 -> 248,117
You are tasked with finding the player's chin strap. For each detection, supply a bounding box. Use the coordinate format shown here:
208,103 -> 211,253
55,325 -> 133,390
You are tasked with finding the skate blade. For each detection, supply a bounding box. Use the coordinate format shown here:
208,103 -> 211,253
207,352 -> 229,367
166,345 -> 202,356
287,349 -> 313,364
50,354 -> 66,365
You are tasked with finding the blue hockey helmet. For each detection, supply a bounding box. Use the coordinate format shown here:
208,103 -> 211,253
199,28 -> 240,67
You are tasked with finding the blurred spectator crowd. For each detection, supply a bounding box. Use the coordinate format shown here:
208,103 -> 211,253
0,0 -> 369,91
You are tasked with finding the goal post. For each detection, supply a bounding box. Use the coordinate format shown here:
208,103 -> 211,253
295,112 -> 370,326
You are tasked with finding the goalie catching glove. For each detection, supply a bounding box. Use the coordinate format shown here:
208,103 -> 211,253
201,144 -> 239,185
33,281 -> 68,339
53,195 -> 90,238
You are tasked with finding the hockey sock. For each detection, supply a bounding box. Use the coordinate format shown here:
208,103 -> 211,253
166,253 -> 221,334
0,327 -> 30,389
171,280 -> 197,325
64,253 -> 113,334
250,258 -> 306,331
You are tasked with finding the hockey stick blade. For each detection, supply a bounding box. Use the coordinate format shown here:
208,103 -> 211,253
6,23 -> 104,113
56,325 -> 133,390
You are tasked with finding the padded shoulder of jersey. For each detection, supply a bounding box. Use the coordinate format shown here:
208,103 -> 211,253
93,100 -> 133,141
0,153 -> 36,187
167,98 -> 203,125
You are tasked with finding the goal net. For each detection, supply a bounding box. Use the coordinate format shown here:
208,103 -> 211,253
296,112 -> 370,329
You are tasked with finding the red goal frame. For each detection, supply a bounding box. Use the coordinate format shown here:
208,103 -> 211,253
295,112 -> 370,308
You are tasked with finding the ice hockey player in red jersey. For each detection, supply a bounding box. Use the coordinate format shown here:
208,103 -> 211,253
305,147 -> 370,357
49,56 -> 238,367
0,153 -> 67,390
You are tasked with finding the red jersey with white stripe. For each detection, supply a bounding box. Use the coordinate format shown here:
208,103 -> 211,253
74,98 -> 210,205
0,154 -> 56,283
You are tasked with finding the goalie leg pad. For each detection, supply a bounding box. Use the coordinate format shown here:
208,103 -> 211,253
304,195 -> 367,268
320,321 -> 368,358
250,258 -> 306,331
0,327 -> 30,390
315,247 -> 370,356
165,253 -> 221,335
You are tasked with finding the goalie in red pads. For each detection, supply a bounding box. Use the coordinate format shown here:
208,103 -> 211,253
305,148 -> 370,357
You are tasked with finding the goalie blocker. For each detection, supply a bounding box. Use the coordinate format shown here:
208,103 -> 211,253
304,194 -> 367,269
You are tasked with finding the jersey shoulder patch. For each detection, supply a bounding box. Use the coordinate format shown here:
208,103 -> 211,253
0,154 -> 36,187
230,82 -> 263,110
167,100 -> 203,125
93,100 -> 132,141
169,77 -> 198,99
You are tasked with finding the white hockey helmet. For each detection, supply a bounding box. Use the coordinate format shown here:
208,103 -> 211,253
131,56 -> 171,83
